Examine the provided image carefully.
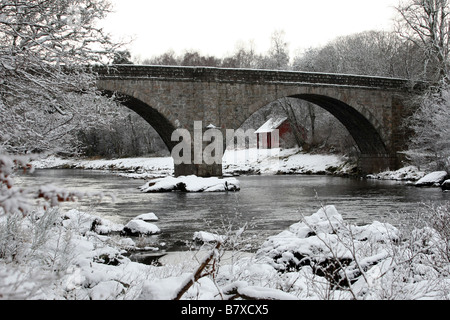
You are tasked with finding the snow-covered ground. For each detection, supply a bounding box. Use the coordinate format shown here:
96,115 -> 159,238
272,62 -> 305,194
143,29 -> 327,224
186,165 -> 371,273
32,148 -> 355,178
32,155 -> 175,178
2,204 -> 449,300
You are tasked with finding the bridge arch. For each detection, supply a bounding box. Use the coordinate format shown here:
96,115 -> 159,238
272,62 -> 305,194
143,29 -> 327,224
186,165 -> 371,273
101,90 -> 177,152
239,88 -> 390,156
287,93 -> 388,156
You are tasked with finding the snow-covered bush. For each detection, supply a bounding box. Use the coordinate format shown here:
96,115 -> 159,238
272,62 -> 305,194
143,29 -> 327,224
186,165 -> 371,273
0,153 -> 112,298
401,201 -> 450,266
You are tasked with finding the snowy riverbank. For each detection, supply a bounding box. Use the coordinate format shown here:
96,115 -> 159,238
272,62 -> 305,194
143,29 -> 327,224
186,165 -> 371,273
32,148 -> 356,178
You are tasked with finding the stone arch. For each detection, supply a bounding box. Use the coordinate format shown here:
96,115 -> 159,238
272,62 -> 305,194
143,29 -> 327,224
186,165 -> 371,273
241,89 -> 390,157
289,94 -> 389,155
101,90 -> 177,152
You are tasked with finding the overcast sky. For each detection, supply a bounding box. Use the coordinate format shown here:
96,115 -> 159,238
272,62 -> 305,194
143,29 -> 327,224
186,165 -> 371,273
101,0 -> 399,60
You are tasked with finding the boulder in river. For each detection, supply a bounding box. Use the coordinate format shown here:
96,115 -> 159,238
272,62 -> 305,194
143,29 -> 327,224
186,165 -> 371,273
122,219 -> 161,236
134,212 -> 159,222
139,175 -> 240,193
442,179 -> 450,191
415,171 -> 449,187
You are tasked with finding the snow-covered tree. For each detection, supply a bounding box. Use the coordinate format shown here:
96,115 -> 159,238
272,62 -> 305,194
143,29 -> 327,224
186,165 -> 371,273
405,79 -> 450,171
221,41 -> 260,69
0,0 -> 119,154
0,0 -> 121,215
0,7 -> 123,303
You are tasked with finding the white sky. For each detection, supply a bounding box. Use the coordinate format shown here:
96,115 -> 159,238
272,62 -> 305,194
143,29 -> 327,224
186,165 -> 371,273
101,0 -> 399,60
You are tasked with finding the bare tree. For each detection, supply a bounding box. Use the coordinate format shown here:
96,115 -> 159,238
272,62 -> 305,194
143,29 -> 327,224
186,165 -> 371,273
395,0 -> 450,81
278,98 -> 309,149
142,49 -> 179,66
258,30 -> 290,70
293,30 -> 423,79
221,41 -> 260,69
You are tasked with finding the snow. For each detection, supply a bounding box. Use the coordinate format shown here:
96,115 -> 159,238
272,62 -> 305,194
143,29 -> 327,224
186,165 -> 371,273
31,148 -> 355,178
368,167 -> 450,188
139,175 -> 240,193
32,155 -> 174,178
123,219 -> 161,236
222,148 -> 352,175
256,205 -> 400,274
254,117 -> 288,133
237,285 -> 298,300
415,171 -> 449,187
193,231 -> 224,243
1,202 -> 450,300
89,280 -> 126,300
138,274 -> 188,300
62,209 -> 124,235
366,165 -> 426,181
134,212 -> 159,221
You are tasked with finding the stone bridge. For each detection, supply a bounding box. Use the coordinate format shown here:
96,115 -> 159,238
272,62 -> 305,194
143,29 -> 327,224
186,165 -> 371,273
94,65 -> 419,177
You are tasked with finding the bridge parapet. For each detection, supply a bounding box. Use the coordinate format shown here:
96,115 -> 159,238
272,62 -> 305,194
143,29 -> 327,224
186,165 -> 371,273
94,65 -> 415,91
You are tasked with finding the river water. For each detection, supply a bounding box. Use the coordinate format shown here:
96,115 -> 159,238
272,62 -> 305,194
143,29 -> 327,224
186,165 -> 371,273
15,169 -> 450,253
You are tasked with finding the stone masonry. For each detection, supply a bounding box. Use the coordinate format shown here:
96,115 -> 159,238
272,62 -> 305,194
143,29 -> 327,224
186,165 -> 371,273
94,65 -> 420,177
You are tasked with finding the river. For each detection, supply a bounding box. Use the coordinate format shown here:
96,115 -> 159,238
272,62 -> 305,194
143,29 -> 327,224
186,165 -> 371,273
15,169 -> 450,253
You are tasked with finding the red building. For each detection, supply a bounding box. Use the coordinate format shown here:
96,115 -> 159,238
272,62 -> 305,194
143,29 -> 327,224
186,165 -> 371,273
255,117 -> 292,149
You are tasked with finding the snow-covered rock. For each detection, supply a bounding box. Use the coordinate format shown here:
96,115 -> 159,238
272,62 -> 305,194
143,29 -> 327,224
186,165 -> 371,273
442,179 -> 450,191
193,231 -> 224,244
367,166 -> 426,181
134,212 -> 159,221
62,209 -> 124,235
415,171 -> 449,187
139,175 -> 240,193
122,219 -> 161,236
256,205 -> 400,285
